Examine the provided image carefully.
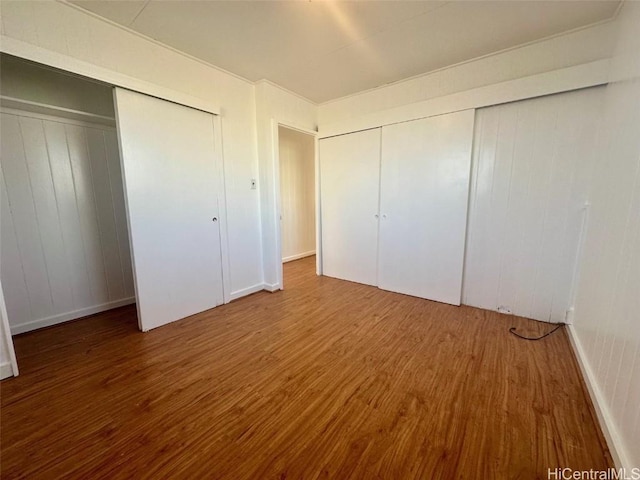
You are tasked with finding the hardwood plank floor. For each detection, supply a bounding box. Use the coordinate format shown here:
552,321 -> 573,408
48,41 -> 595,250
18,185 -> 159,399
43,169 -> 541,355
1,256 -> 612,479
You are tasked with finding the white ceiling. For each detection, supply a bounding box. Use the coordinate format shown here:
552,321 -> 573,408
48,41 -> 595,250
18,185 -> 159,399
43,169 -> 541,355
69,0 -> 620,103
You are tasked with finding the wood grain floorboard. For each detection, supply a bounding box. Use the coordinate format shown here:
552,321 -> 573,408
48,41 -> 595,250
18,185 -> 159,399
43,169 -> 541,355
1,256 -> 612,479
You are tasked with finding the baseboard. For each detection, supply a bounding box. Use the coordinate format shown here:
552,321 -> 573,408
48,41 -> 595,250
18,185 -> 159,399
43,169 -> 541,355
229,283 -> 266,301
263,283 -> 281,293
282,251 -> 315,263
0,362 -> 13,380
566,324 -> 629,469
10,297 -> 136,335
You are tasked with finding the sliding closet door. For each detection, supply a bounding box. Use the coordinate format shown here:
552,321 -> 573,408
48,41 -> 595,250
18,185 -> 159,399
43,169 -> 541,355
113,88 -> 223,331
320,129 -> 381,286
378,110 -> 475,305
463,88 -> 604,322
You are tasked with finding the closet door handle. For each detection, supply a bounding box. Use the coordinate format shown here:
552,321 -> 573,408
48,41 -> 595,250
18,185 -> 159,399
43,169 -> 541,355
212,217 -> 218,222
374,214 -> 379,219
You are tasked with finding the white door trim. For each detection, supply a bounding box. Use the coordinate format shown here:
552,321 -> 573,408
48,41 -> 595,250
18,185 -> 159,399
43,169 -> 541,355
0,280 -> 19,378
212,114 -> 232,304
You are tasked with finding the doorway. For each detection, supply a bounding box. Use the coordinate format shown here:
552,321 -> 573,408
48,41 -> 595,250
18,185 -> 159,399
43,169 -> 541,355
276,125 -> 317,287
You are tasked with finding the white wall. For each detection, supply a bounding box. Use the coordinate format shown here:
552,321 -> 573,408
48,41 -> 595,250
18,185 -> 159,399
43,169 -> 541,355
570,2 -> 640,468
0,0 -> 264,298
463,87 -> 605,323
279,126 -> 315,262
1,110 -> 134,334
1,54 -> 115,117
255,81 -> 317,289
318,21 -> 616,125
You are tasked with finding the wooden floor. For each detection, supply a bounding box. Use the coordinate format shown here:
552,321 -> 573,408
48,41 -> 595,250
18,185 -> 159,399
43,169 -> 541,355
1,256 -> 611,479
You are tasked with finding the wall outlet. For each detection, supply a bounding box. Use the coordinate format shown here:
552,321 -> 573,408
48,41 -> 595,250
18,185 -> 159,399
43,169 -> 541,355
251,179 -> 257,190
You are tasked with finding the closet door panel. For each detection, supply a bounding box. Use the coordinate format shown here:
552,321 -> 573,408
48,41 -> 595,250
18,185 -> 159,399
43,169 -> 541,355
85,127 -> 126,301
378,110 -> 475,305
463,87 -> 604,322
104,130 -> 136,299
114,88 -> 224,331
320,129 -> 381,286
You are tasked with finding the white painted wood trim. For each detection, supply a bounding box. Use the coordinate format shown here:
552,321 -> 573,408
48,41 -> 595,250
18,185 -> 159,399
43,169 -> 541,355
212,115 -> 233,305
314,133 -> 322,276
319,60 -> 610,138
0,362 -> 14,380
10,297 -> 136,335
0,281 -> 18,377
229,283 -> 266,301
283,251 -> 316,263
0,35 -> 220,115
263,283 -> 281,293
272,119 -> 284,291
0,105 -> 115,129
566,324 -> 629,469
229,282 -> 284,301
0,96 -> 115,126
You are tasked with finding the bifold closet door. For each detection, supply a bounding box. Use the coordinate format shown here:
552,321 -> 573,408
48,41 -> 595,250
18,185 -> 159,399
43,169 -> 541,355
378,110 -> 475,305
113,88 -> 223,331
320,128 -> 381,286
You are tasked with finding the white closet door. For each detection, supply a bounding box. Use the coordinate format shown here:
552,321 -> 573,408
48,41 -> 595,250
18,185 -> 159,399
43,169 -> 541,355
320,129 -> 381,286
378,110 -> 475,305
463,88 -> 604,322
114,88 -> 223,331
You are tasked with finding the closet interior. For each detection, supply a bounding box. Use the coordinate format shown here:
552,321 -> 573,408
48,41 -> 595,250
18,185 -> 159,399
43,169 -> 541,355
0,54 -> 134,335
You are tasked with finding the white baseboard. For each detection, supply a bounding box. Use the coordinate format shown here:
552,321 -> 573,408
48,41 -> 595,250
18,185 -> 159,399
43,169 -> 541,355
566,324 -> 629,469
229,282 -> 282,302
263,282 -> 281,292
229,283 -> 266,301
10,297 -> 136,335
0,362 -> 13,380
282,250 -> 316,263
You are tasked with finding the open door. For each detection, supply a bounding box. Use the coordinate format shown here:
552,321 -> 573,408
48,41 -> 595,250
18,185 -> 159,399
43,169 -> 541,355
113,88 -> 224,331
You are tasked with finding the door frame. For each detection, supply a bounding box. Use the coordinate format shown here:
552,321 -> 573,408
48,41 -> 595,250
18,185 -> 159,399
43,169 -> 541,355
0,280 -> 19,378
271,119 -> 320,290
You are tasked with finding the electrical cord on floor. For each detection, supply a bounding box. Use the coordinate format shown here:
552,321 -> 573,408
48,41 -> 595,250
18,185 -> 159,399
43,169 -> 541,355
509,322 -> 566,341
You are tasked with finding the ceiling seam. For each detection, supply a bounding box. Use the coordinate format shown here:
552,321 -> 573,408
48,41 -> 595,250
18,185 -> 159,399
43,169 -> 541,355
129,0 -> 151,26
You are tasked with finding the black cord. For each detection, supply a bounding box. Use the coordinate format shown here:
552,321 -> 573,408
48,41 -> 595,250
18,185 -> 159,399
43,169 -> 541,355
509,323 -> 566,341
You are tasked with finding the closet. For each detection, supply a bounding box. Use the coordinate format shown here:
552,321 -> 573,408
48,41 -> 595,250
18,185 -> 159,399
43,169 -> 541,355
320,87 -> 604,320
1,56 -> 134,335
1,55 -> 227,339
320,109 -> 475,305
